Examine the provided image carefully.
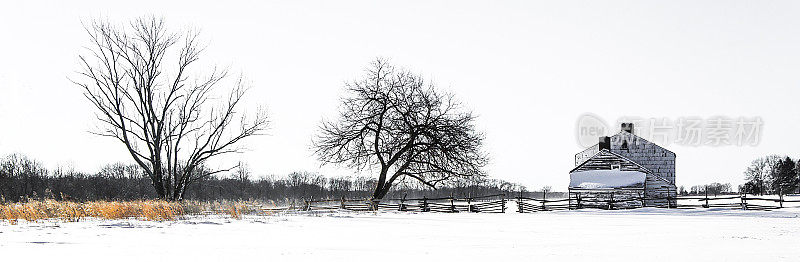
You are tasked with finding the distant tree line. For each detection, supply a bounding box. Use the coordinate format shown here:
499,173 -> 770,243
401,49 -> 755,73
676,155 -> 800,197
676,156 -> 800,197
0,154 -> 527,203
678,183 -> 734,196
741,155 -> 799,195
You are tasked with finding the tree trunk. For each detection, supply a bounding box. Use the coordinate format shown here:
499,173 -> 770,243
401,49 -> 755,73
173,182 -> 187,201
151,170 -> 167,200
373,185 -> 390,200
178,187 -> 187,201
372,168 -> 389,199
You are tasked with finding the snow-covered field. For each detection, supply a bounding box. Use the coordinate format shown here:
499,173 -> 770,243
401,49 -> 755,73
2,207 -> 799,261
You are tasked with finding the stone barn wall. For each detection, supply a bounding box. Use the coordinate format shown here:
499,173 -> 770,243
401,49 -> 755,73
609,131 -> 676,185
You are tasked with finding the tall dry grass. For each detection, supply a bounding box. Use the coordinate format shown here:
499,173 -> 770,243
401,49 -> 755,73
183,200 -> 269,219
0,199 -> 272,224
87,201 -> 184,221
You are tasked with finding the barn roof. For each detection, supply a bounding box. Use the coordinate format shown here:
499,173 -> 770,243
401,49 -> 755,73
569,149 -> 652,174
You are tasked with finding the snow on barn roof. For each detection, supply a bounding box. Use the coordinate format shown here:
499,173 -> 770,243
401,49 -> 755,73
569,170 -> 646,189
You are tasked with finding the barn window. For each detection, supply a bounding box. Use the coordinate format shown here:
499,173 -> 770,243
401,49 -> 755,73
621,140 -> 628,150
610,164 -> 621,170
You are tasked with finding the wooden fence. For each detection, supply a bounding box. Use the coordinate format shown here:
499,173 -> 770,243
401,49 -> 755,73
261,192 -> 800,214
516,196 -> 573,212
516,191 -> 800,212
295,194 -> 508,213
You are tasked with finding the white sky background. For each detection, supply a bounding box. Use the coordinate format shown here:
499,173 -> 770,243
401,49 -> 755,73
1,0 -> 800,191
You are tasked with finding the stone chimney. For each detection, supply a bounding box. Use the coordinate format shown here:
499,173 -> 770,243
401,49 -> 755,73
621,123 -> 634,134
598,136 -> 610,150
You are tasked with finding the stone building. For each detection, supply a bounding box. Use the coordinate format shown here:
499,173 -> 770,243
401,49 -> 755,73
570,123 -> 677,207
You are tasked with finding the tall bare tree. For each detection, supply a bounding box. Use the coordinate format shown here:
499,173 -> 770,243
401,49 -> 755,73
314,58 -> 488,199
73,17 -> 268,200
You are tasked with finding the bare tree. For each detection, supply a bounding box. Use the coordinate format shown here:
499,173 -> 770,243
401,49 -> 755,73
73,17 -> 268,200
744,155 -> 781,195
233,161 -> 251,184
541,186 -> 552,195
314,58 -> 488,199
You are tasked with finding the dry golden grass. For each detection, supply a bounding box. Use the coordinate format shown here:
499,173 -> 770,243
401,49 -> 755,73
0,199 -> 271,224
0,200 -> 87,224
181,200 -> 270,219
85,201 -> 184,221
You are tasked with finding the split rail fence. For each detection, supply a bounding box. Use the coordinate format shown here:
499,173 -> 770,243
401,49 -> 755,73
261,192 -> 800,213
289,194 -> 508,213
516,191 -> 800,212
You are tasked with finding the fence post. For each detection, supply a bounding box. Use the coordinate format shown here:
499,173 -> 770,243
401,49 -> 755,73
577,193 -> 582,209
371,199 -> 379,211
467,194 -> 474,213
609,192 -> 614,210
741,192 -> 748,210
779,189 -> 784,209
639,191 -> 645,208
666,196 -> 671,209
567,192 -> 572,210
340,196 -> 346,210
400,194 -> 407,211
450,195 -> 456,213
422,196 -> 429,212
517,195 -> 523,213
541,191 -> 547,211
501,197 -> 506,213
704,188 -> 709,208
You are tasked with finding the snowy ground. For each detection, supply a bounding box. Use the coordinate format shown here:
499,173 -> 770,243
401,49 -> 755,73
2,207 -> 799,261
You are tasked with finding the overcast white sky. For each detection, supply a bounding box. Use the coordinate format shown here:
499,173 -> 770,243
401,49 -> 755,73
2,0 -> 800,190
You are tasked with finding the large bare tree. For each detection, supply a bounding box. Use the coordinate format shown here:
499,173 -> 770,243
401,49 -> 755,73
314,58 -> 488,199
73,17 -> 268,200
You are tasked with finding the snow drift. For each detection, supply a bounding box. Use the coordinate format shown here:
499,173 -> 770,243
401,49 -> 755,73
569,170 -> 646,189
